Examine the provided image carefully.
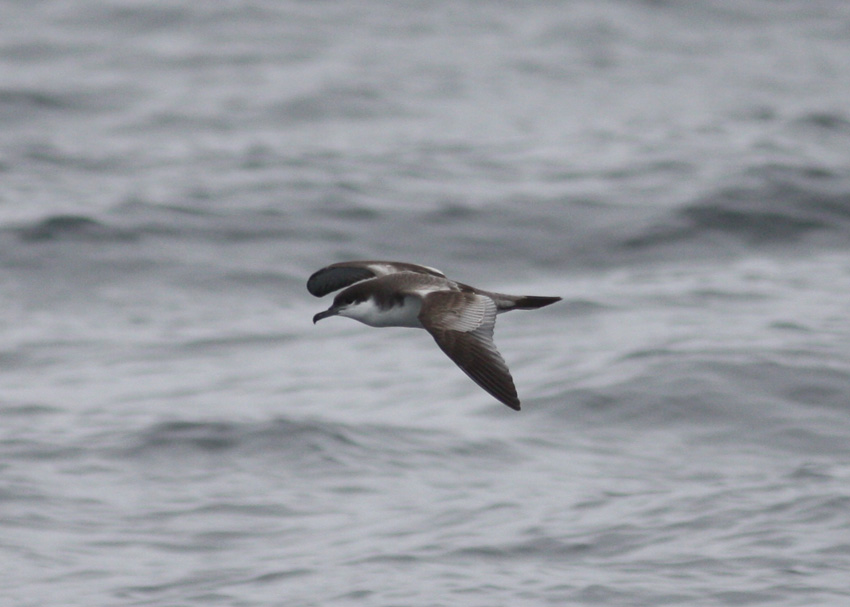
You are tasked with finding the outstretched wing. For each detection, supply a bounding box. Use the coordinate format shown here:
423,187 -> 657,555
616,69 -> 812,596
419,291 -> 520,411
307,260 -> 445,297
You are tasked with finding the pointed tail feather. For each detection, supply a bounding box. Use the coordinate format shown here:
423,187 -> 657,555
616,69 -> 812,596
511,295 -> 562,310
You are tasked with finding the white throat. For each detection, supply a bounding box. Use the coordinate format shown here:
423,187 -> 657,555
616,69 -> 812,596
339,296 -> 423,328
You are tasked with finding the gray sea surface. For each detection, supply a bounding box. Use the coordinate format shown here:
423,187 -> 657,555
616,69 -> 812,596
2,1 -> 850,605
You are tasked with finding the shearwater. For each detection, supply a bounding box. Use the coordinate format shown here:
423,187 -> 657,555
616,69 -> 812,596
308,261 -> 561,410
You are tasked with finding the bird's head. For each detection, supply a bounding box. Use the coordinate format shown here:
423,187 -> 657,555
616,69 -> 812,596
312,290 -> 366,324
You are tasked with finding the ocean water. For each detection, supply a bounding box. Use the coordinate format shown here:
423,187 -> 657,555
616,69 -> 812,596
2,1 -> 850,605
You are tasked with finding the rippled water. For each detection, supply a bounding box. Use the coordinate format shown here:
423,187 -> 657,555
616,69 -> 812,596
2,1 -> 850,606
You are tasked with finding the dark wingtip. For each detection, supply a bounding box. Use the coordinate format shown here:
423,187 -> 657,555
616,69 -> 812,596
497,393 -> 521,411
306,273 -> 322,297
307,265 -> 377,297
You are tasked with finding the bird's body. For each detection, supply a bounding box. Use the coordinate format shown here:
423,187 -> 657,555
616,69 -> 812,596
337,290 -> 425,328
308,261 -> 561,410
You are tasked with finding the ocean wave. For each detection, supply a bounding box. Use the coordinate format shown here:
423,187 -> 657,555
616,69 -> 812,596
123,418 -> 362,459
622,165 -> 850,251
0,88 -> 71,114
535,355 -> 850,454
449,529 -> 645,562
0,85 -> 132,123
272,85 -> 403,124
6,206 -> 301,244
118,417 -> 516,470
790,111 -> 850,134
6,164 -> 850,271
1,417 -> 366,465
0,411 -> 516,476
15,214 -> 137,242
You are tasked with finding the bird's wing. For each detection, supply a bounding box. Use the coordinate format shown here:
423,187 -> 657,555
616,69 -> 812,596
418,291 -> 520,410
307,260 -> 446,297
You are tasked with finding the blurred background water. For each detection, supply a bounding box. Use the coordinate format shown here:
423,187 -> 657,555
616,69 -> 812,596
2,1 -> 850,605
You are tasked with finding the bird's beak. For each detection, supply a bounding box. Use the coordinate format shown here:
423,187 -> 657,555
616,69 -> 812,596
313,306 -> 340,324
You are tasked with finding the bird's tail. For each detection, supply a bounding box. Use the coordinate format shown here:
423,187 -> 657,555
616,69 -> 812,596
480,288 -> 562,312
511,295 -> 562,310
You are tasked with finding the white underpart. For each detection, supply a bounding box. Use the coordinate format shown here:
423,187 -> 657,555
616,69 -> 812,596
339,297 -> 424,328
